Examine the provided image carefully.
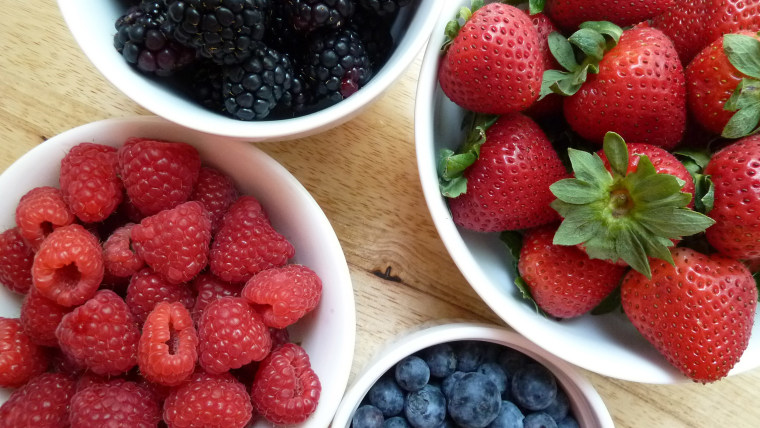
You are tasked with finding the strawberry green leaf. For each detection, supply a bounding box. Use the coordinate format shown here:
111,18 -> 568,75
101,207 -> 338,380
540,70 -> 583,98
617,229 -> 651,277
442,0 -> 485,52
514,277 -> 549,316
528,0 -> 546,14
673,148 -> 715,214
697,176 -> 715,214
602,132 -> 628,177
753,271 -> 759,293
568,28 -> 607,61
438,113 -> 499,198
674,148 -> 711,172
439,151 -> 477,181
578,21 -> 623,49
591,285 -> 622,315
566,148 -> 613,187
549,180 -> 604,204
722,102 -> 760,139
500,230 -> 523,272
723,34 -> 760,80
552,205 -> 603,245
548,32 -> 579,72
637,208 -> 716,238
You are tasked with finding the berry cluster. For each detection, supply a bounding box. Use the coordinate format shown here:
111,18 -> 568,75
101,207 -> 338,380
351,340 -> 579,428
0,138 -> 324,426
114,0 -> 414,120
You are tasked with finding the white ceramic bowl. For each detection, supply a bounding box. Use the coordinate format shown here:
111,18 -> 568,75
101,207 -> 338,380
56,0 -> 441,142
332,322 -> 613,427
414,0 -> 760,384
0,116 -> 356,427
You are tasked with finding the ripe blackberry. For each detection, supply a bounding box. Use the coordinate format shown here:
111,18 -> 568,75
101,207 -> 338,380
358,0 -> 411,16
179,61 -> 226,113
266,0 -> 308,57
114,1 -> 196,76
272,68 -> 313,118
167,0 -> 270,65
350,5 -> 395,68
222,43 -> 294,120
287,0 -> 356,33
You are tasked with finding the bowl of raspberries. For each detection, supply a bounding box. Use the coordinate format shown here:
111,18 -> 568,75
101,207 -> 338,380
332,322 -> 614,427
0,116 -> 355,427
416,0 -> 760,384
56,0 -> 440,141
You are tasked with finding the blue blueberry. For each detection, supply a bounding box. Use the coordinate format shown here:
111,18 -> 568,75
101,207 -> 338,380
477,362 -> 508,394
497,347 -> 531,377
511,363 -> 557,411
455,341 -> 484,372
523,412 -> 558,428
557,416 -> 580,428
369,376 -> 406,417
447,372 -> 501,428
396,355 -> 431,392
404,384 -> 447,428
437,418 -> 456,428
384,416 -> 411,428
543,389 -> 570,422
487,401 -> 524,428
423,343 -> 457,378
441,371 -> 465,399
353,404 -> 385,428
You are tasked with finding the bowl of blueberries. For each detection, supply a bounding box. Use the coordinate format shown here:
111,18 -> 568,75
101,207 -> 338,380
57,0 -> 440,141
332,323 -> 613,427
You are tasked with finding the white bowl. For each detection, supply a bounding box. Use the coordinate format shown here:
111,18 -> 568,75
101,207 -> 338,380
332,322 -> 614,427
414,0 -> 760,384
0,116 -> 356,427
56,0 -> 441,142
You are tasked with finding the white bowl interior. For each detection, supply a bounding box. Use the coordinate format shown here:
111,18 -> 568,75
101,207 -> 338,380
56,0 -> 441,141
0,116 -> 356,427
332,323 -> 614,427
414,0 -> 760,384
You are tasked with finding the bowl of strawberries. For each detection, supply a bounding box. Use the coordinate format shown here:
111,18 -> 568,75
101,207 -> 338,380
0,116 -> 355,426
416,0 -> 760,384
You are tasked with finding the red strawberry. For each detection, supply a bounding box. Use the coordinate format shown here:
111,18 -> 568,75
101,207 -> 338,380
0,372 -> 75,427
59,143 -> 123,223
138,301 -> 198,386
0,227 -> 34,295
15,186 -> 75,249
544,0 -> 675,31
652,0 -> 708,64
621,247 -> 757,382
525,12 -> 563,118
241,264 -> 322,328
703,0 -> 760,46
0,317 -> 48,388
438,2 -> 543,115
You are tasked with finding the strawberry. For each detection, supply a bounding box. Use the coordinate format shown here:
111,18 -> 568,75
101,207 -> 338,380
524,12 -> 563,118
621,247 -> 757,383
651,0 -> 708,65
438,1 -> 543,115
543,0 -> 675,32
703,0 -> 760,47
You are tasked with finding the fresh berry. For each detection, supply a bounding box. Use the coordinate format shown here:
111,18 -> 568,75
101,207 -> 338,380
368,376 -> 405,417
126,267 -> 195,324
47,347 -> 85,377
251,343 -> 321,425
287,0 -> 356,33
394,355 -> 430,392
241,264 -> 322,328
190,166 -> 239,233
138,301 -> 198,386
510,363 -> 557,411
651,0 -> 708,64
404,384 -> 446,428
266,0 -> 307,54
198,296 -> 271,373
131,201 -> 212,284
15,186 -> 75,249
163,371 -> 253,428
20,287 -> 72,347
423,343 -> 457,379
118,137 -> 201,216
477,362 -> 508,395
524,412 -> 558,428
103,223 -> 145,278
69,380 -> 161,428
358,0 -> 410,16
352,404 -> 384,428
349,5 -> 395,68
0,317 -> 48,388
305,27 -> 372,106
525,12 -> 563,118
489,401 -> 525,428
190,272 -> 240,322
180,60 -> 226,113
32,224 -> 104,307
441,371 -> 466,400
447,372 -> 501,427
544,0 -> 675,31
0,227 -> 34,295
544,389 -> 570,422
209,196 -> 294,283
0,372 -> 75,427
621,247 -> 758,382
56,290 -> 140,376
59,143 -> 123,223
703,0 -> 760,47
454,341 -> 484,372
269,327 -> 291,350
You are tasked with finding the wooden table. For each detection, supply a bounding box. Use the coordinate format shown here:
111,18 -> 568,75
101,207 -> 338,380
1,2 -> 759,427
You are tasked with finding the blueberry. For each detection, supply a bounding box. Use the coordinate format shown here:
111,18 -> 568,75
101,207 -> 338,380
543,389 -> 570,422
455,341 -> 484,372
510,363 -> 557,411
404,384 -> 446,428
385,416 -> 411,428
353,404 -> 385,428
497,347 -> 531,377
523,412 -> 558,428
423,343 -> 457,378
487,401 -> 524,428
447,372 -> 501,428
441,371 -> 465,399
395,355 -> 430,392
557,416 -> 580,428
477,362 -> 508,394
369,376 -> 406,417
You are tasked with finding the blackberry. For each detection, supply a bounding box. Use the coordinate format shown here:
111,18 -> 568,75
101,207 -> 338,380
358,0 -> 411,16
114,1 -> 196,76
350,6 -> 395,68
166,0 -> 270,65
287,0 -> 356,33
222,43 -> 294,120
272,69 -> 313,118
266,1 -> 309,58
179,61 -> 225,113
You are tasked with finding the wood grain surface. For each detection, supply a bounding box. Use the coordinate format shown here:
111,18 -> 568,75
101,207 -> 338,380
1,2 -> 759,427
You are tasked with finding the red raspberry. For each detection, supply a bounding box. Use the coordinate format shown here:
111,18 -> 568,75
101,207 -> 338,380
138,301 -> 198,386
131,201 -> 212,284
56,290 -> 140,376
270,327 -> 290,351
163,371 -> 252,428
20,287 -> 73,347
74,371 -> 120,393
47,347 -> 86,376
209,196 -> 294,283
126,268 -> 195,324
190,272 -> 240,322
69,380 -> 161,428
32,224 -> 104,307
59,143 -> 123,223
0,317 -> 48,388
242,264 -> 322,328
103,223 -> 144,278
251,343 -> 321,425
15,186 -> 75,249
198,296 -> 271,374
190,166 -> 239,233
0,372 -> 75,427
118,137 -> 201,216
0,227 -> 34,295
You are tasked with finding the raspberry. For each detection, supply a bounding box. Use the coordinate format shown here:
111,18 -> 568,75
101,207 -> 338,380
126,268 -> 195,324
242,264 -> 322,328
118,137 -> 201,216
251,343 -> 321,425
198,296 -> 271,374
56,290 -> 140,376
190,166 -> 239,233
69,380 -> 161,428
138,301 -> 198,386
270,327 -> 290,351
47,347 -> 86,376
131,201 -> 212,284
59,143 -> 123,223
74,371 -> 120,393
103,223 -> 145,278
0,372 -> 75,426
190,272 -> 240,322
15,186 -> 75,249
20,287 -> 72,347
0,227 -> 34,295
209,196 -> 294,283
0,318 -> 48,388
32,224 -> 104,307
163,371 -> 253,428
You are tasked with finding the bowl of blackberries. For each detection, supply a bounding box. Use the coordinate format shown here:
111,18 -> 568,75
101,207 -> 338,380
332,323 -> 613,428
57,0 -> 439,141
